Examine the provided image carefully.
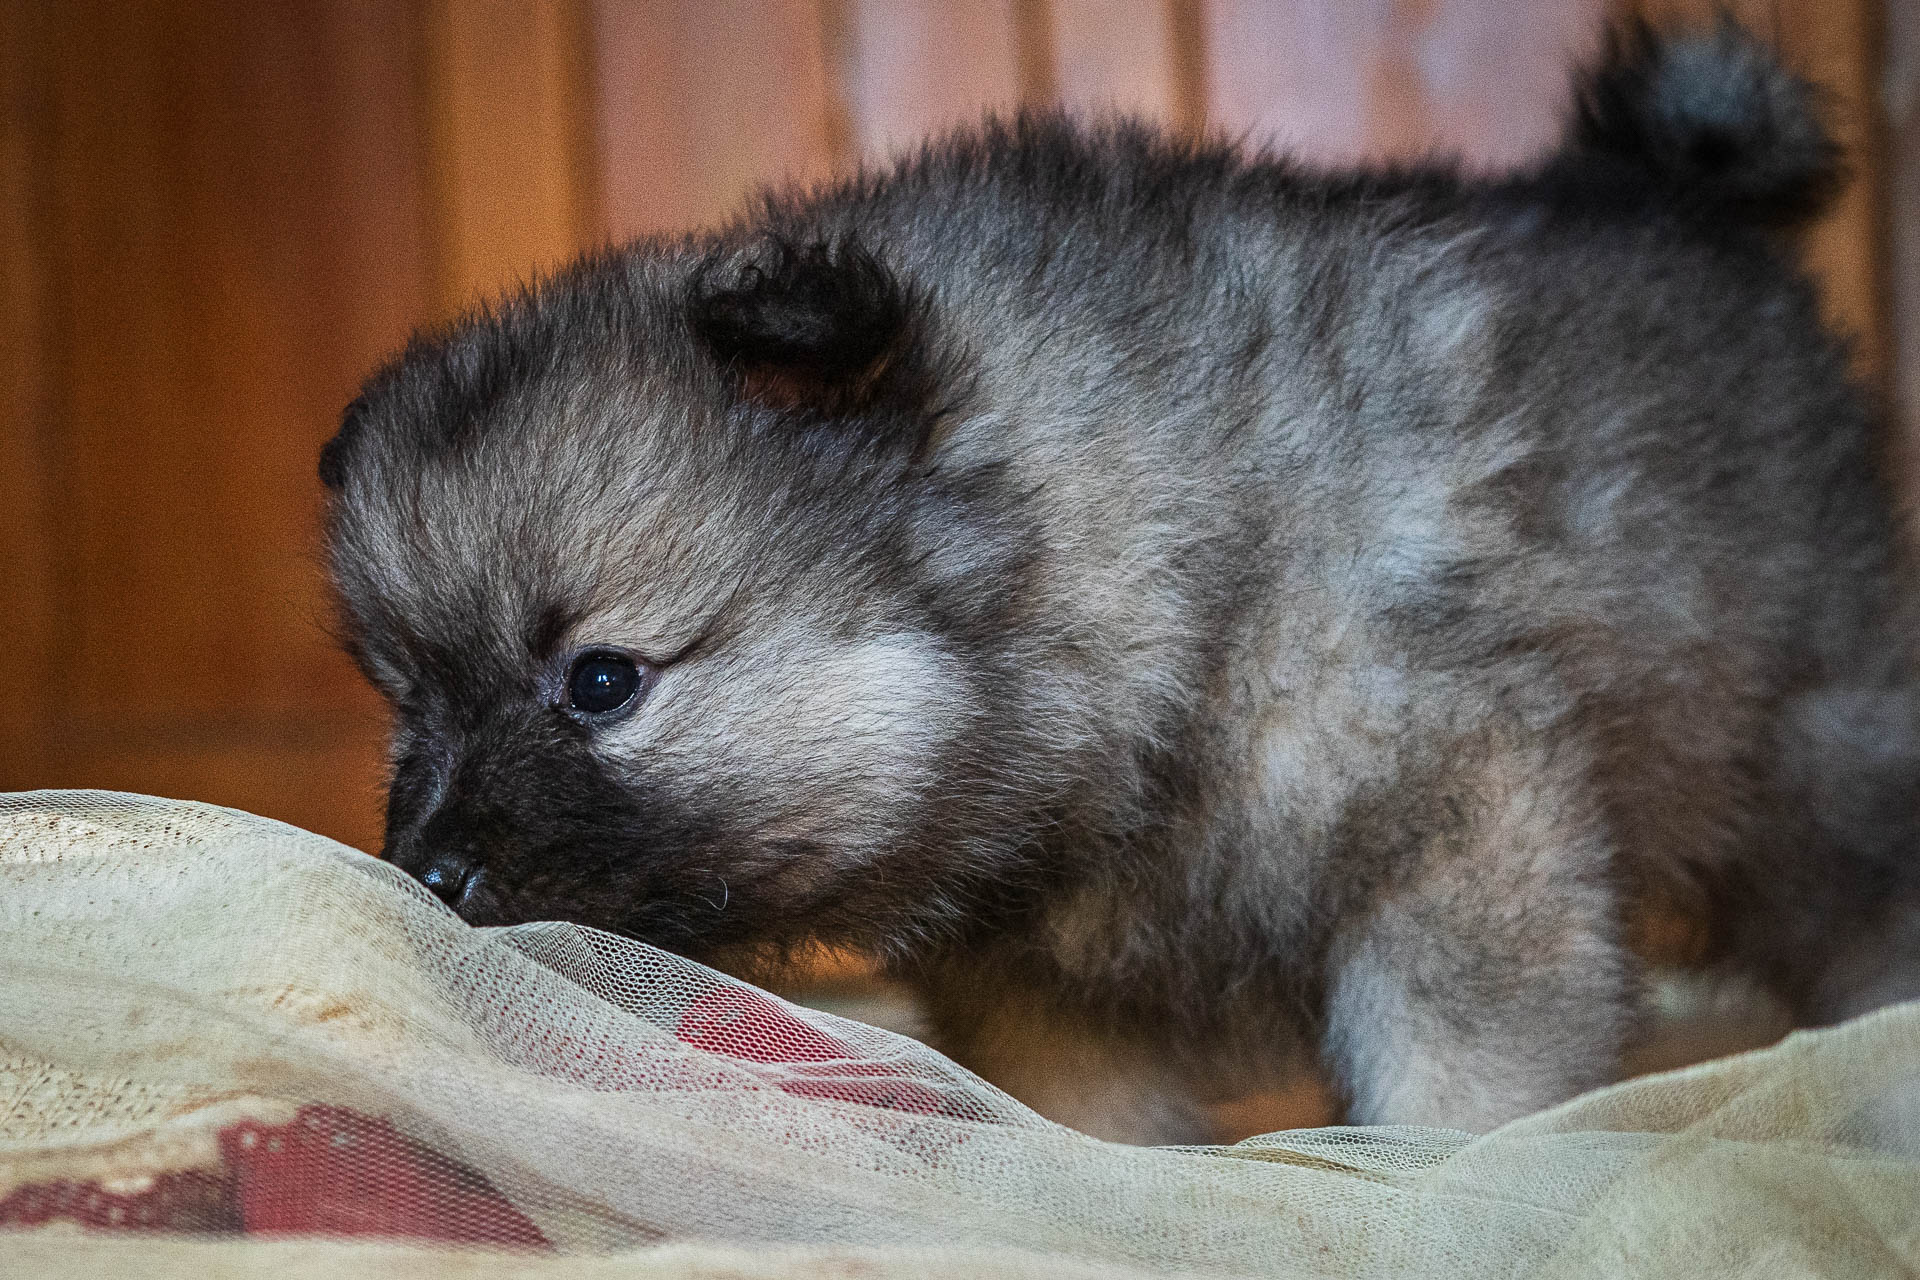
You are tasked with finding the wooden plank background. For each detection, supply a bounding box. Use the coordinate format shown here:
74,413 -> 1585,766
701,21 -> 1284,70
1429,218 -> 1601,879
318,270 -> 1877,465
2,0 -> 1903,860
1889,0 -> 1919,491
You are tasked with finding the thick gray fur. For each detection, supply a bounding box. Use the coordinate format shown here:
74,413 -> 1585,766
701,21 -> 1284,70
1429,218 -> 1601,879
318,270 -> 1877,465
322,21 -> 1920,1141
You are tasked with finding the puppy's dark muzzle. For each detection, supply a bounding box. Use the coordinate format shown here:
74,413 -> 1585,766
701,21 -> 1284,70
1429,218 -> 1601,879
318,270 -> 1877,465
416,849 -> 485,909
385,828 -> 502,920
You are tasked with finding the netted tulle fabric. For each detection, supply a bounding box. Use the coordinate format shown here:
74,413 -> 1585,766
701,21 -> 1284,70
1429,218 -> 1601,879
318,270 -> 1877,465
0,791 -> 1914,1278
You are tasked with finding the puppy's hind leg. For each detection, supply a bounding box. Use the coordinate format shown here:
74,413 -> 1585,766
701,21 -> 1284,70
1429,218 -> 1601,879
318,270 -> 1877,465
1322,731 -> 1636,1131
1774,685 -> 1920,1026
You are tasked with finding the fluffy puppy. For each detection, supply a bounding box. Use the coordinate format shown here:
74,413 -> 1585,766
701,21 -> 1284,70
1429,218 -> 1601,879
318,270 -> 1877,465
321,22 -> 1920,1142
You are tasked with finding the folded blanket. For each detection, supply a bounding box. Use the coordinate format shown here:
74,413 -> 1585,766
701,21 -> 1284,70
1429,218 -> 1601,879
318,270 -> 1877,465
0,792 -> 1913,1277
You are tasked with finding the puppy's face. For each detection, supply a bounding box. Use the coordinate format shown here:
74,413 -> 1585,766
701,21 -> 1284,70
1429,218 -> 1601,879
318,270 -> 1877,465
321,241 -> 1038,963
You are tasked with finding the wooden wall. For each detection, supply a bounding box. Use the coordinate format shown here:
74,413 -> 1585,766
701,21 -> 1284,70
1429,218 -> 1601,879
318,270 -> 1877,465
3,2 -> 431,848
1891,0 -> 1920,487
1,0 -> 1898,853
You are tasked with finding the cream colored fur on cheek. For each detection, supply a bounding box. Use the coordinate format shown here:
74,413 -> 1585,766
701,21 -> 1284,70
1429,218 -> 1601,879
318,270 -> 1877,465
606,632 -> 966,854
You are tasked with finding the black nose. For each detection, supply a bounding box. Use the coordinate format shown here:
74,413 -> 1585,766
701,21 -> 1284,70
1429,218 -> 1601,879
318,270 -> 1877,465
416,850 -> 483,908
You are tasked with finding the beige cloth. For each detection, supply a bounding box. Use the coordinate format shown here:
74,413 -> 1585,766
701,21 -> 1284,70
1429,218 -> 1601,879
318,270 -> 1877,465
0,791 -> 1914,1278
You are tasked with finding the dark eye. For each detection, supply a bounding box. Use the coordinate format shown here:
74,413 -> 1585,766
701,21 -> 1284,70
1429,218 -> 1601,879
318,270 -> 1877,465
566,651 -> 643,716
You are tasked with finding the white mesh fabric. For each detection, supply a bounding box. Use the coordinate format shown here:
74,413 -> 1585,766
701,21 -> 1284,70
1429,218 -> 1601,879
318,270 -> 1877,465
0,790 -> 1914,1277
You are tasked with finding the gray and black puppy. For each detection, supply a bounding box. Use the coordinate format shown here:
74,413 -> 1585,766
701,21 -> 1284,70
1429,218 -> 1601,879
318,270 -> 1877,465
322,22 -> 1920,1141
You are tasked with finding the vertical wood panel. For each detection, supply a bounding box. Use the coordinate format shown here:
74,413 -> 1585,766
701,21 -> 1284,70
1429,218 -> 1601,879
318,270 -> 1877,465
1888,0 -> 1920,494
591,0 -> 840,240
11,1 -> 438,849
423,0 -> 596,310
1046,0 -> 1183,123
839,0 -> 1025,158
1203,2 -> 1394,163
1165,0 -> 1209,134
1383,0 -> 1604,166
1772,2 -> 1888,386
1204,0 -> 1604,166
50,3 -> 432,720
0,0 -> 58,786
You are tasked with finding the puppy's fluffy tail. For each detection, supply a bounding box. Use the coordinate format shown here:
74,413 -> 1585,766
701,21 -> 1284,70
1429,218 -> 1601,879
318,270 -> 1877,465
1554,18 -> 1841,229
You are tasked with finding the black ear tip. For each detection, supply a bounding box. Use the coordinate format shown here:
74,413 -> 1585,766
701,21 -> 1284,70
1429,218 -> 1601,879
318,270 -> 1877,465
686,234 -> 918,410
1562,16 -> 1842,228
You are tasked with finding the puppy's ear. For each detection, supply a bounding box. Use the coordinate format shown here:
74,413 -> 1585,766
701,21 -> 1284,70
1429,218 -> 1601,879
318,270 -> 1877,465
1552,18 -> 1841,229
687,236 -> 931,416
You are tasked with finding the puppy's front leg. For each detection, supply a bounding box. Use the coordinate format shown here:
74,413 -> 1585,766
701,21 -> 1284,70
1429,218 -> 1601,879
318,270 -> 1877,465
1322,735 -> 1635,1130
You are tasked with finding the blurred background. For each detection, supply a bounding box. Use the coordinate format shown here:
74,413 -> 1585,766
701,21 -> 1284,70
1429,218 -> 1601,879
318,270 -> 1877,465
1,0 -> 1911,853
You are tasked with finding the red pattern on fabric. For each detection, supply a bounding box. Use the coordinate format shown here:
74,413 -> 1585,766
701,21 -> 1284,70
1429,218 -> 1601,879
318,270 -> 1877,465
0,1105 -> 547,1248
0,1170 -> 238,1234
676,986 -> 953,1116
222,1106 -> 548,1246
0,995 -> 977,1245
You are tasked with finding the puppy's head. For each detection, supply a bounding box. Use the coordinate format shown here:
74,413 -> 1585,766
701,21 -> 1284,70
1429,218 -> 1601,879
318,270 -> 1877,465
321,235 -> 1049,964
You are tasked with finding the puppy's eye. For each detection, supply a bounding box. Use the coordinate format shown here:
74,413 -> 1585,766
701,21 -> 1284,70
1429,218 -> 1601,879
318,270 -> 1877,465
567,651 -> 644,715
